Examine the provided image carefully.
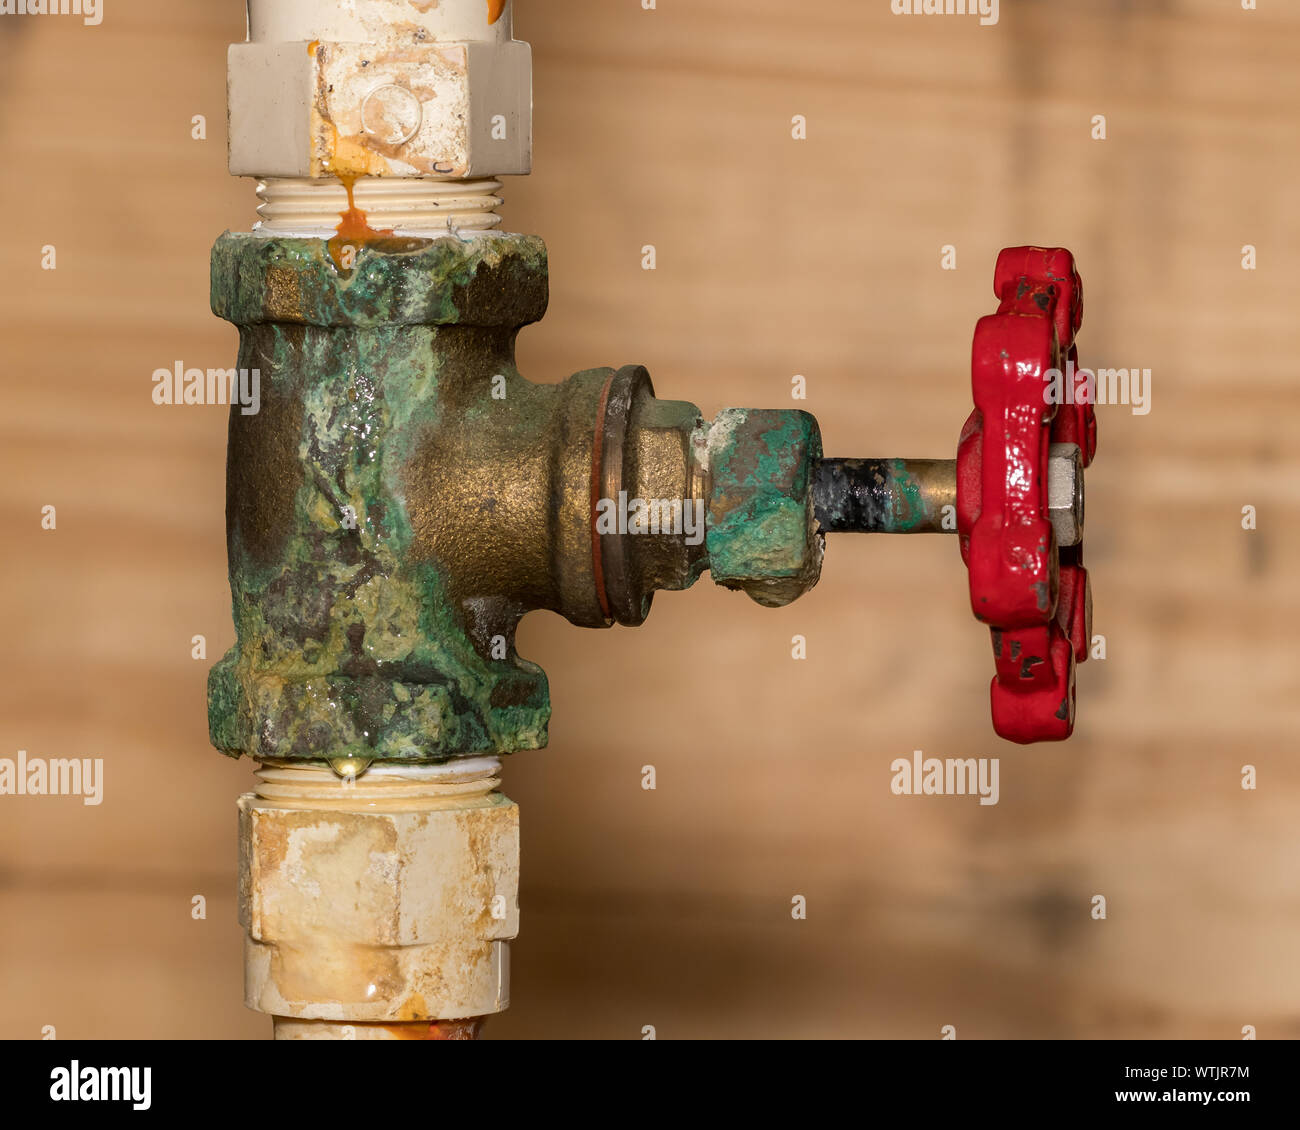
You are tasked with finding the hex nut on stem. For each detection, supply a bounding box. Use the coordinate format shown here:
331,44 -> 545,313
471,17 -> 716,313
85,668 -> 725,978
1047,442 -> 1084,548
706,408 -> 824,607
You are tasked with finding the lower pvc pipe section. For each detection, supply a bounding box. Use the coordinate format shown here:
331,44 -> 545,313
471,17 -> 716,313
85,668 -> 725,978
273,1018 -> 485,1041
239,758 -> 519,1040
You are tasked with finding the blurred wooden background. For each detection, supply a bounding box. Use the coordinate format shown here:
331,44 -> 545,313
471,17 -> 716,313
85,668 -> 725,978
1,0 -> 1297,1039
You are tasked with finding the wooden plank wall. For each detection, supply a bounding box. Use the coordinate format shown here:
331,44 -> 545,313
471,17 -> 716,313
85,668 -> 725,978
0,0 -> 1295,1039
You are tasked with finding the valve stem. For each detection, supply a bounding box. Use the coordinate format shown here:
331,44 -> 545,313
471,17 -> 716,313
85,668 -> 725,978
813,458 -> 957,535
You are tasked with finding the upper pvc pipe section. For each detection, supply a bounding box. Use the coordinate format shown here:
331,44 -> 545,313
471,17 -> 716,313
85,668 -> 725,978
247,0 -> 514,45
230,0 -> 531,181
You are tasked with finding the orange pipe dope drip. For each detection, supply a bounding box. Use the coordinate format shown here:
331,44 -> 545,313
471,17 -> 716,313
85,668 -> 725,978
487,0 -> 506,25
327,174 -> 394,271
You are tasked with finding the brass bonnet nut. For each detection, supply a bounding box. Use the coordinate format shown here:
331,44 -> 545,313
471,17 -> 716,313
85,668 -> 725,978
705,408 -> 825,608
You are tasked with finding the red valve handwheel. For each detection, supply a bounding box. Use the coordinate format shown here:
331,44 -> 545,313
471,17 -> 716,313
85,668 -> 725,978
955,247 -> 1095,743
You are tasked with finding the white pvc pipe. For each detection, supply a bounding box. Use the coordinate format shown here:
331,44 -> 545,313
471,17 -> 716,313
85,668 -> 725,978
240,757 -> 519,1031
247,0 -> 513,45
230,0 -> 529,226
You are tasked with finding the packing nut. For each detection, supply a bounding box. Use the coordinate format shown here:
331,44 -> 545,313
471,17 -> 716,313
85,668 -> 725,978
706,408 -> 825,609
228,37 -> 532,179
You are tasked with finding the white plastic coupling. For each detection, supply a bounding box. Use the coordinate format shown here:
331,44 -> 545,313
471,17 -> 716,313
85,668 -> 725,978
229,0 -> 532,183
239,759 -> 520,1038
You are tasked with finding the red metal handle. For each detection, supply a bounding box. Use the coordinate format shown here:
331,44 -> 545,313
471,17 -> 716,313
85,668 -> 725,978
956,247 -> 1095,743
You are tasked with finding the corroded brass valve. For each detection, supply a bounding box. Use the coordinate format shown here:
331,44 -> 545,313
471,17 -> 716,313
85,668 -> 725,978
210,234 -> 824,766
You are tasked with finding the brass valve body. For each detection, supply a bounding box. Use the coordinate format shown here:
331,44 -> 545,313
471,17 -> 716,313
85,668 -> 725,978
210,232 -> 823,765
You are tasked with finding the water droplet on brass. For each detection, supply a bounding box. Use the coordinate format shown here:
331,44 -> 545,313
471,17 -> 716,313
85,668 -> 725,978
330,757 -> 371,779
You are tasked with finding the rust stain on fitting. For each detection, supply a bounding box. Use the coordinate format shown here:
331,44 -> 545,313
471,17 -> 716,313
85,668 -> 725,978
312,64 -> 395,181
408,1018 -> 484,1040
321,115 -> 392,180
305,36 -> 476,179
327,173 -> 395,271
277,1018 -> 486,1040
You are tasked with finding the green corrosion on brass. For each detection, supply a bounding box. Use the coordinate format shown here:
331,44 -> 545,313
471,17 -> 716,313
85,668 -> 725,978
706,407 -> 824,608
209,232 -> 563,764
883,458 -> 927,531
